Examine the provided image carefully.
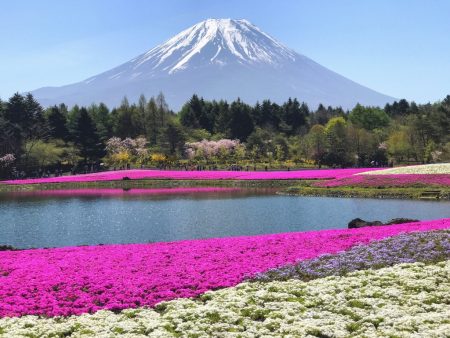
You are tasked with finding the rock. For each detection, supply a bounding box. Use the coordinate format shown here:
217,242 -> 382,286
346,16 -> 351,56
385,218 -> 419,225
348,217 -> 420,229
0,244 -> 17,251
348,218 -> 383,229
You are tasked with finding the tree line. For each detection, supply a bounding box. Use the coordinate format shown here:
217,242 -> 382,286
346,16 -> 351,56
0,92 -> 449,178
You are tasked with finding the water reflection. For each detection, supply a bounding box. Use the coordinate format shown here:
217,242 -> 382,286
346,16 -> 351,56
0,187 -> 278,201
0,188 -> 449,249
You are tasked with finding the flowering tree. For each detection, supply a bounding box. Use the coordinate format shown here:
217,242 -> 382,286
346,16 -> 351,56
0,154 -> 15,168
133,137 -> 149,166
105,137 -> 123,155
108,152 -> 129,168
0,153 -> 15,178
184,139 -> 245,163
105,137 -> 149,167
150,153 -> 167,167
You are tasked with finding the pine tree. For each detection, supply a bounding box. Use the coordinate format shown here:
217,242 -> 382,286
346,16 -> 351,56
160,119 -> 186,155
4,93 -> 48,160
114,97 -> 135,138
214,100 -> 231,135
229,98 -> 254,141
145,97 -> 159,145
46,105 -> 69,140
88,103 -> 112,141
179,94 -> 203,129
156,92 -> 169,129
73,108 -> 104,162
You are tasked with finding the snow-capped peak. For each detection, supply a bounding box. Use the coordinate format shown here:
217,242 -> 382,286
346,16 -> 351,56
130,18 -> 297,75
34,18 -> 395,112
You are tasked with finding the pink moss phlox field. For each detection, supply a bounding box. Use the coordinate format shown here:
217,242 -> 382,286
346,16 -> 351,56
6,187 -> 241,198
1,168 -> 379,185
314,174 -> 450,188
1,219 -> 449,318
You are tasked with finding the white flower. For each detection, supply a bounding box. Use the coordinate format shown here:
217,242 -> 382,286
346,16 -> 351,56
1,260 -> 449,337
360,163 -> 450,175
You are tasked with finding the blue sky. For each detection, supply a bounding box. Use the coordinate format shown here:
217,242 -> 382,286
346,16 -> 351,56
1,0 -> 449,103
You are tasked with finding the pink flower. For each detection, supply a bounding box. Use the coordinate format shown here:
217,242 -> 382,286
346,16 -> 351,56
1,168 -> 381,185
314,174 -> 450,187
0,218 -> 448,318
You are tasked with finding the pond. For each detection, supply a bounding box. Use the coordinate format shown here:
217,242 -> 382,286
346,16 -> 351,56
1,187 -> 449,249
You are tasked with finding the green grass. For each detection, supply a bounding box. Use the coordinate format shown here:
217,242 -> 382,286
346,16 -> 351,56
1,177 -> 448,200
0,179 -> 306,192
283,185 -> 450,200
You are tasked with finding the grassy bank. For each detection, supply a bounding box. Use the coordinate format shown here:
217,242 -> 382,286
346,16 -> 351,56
1,175 -> 449,201
283,185 -> 450,200
0,179 -> 308,192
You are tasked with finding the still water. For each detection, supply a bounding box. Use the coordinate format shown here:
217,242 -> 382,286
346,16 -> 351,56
1,188 -> 449,249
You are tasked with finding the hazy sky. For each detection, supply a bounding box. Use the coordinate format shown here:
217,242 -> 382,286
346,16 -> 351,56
1,0 -> 449,103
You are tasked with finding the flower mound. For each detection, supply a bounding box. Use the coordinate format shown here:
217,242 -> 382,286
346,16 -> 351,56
1,168 -> 378,185
314,174 -> 450,187
252,229 -> 450,282
360,163 -> 450,175
0,219 -> 449,318
2,261 -> 449,337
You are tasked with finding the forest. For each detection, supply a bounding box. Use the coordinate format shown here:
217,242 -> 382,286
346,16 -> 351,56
0,92 -> 449,178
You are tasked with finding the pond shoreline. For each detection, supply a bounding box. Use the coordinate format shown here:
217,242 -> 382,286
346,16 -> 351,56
0,179 -> 306,192
1,178 -> 449,200
281,185 -> 450,200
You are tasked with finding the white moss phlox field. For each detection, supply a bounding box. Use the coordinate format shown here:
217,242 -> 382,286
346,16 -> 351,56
1,260 -> 449,337
360,163 -> 450,175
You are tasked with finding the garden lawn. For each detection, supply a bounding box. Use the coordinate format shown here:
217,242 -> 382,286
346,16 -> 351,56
1,168 -> 378,185
0,218 -> 449,318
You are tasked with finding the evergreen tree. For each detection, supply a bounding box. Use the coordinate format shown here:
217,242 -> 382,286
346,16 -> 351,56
312,104 -> 329,125
179,94 -> 203,129
229,98 -> 254,141
145,97 -> 159,145
4,93 -> 48,160
136,94 -> 147,135
46,105 -> 69,141
259,100 -> 281,130
73,108 -> 104,162
160,119 -> 186,155
67,105 -> 81,139
282,98 -> 307,134
214,100 -> 231,134
88,103 -> 112,141
114,97 -> 135,138
156,92 -> 169,129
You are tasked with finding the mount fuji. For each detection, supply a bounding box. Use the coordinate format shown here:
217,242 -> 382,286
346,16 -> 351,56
31,18 -> 395,110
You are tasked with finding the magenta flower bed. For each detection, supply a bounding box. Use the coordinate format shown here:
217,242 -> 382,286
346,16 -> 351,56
1,168 -> 379,185
1,218 -> 449,318
314,174 -> 450,187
